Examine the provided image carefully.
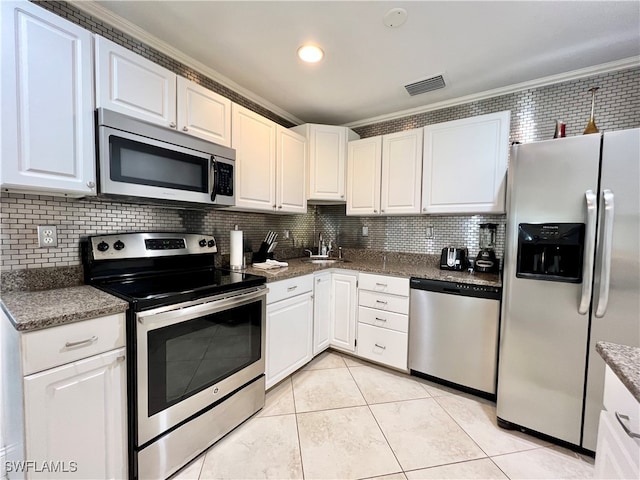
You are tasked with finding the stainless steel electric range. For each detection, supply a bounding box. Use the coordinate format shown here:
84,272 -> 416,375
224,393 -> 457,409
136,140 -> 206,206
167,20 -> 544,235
82,232 -> 267,480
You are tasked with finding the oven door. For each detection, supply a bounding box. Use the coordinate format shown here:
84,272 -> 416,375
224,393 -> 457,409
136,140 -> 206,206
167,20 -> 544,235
135,286 -> 266,445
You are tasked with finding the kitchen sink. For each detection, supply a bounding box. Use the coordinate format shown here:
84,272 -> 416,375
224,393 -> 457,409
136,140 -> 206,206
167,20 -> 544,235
302,258 -> 351,264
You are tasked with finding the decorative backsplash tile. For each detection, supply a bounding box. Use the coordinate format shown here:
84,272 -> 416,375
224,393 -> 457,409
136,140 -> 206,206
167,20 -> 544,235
1,2 -> 638,272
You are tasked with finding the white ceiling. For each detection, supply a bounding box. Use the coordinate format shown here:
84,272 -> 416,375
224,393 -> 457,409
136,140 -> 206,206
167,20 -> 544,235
91,1 -> 640,126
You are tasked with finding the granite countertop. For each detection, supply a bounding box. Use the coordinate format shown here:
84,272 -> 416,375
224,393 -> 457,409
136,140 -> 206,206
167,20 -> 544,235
596,341 -> 640,403
1,286 -> 129,333
244,256 -> 501,287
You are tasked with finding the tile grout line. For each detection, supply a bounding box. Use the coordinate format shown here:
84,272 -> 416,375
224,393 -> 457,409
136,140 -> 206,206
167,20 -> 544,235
344,355 -> 407,478
290,376 -> 307,480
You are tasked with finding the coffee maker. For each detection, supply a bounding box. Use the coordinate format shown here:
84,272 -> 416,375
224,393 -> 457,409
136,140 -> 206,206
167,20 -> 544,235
475,223 -> 499,273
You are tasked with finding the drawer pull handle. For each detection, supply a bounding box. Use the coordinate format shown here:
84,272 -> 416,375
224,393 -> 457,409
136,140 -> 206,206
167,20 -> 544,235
287,285 -> 298,291
65,336 -> 98,348
615,412 -> 640,439
375,283 -> 387,287
375,300 -> 388,305
375,317 -> 387,322
374,343 -> 386,350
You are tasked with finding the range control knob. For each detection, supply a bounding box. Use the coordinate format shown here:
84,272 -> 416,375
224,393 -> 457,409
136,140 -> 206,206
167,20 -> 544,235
207,240 -> 216,248
199,239 -> 207,247
113,240 -> 125,251
97,241 -> 109,252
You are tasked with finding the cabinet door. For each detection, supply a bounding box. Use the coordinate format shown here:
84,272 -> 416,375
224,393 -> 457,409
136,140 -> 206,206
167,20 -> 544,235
381,129 -> 423,214
330,273 -> 357,352
309,125 -> 347,201
95,36 -> 177,128
313,273 -> 332,355
177,77 -> 231,147
266,293 -> 313,389
347,137 -> 382,215
276,126 -> 307,213
23,348 -> 127,480
232,104 -> 277,212
422,111 -> 510,214
1,1 -> 96,196
594,410 -> 639,480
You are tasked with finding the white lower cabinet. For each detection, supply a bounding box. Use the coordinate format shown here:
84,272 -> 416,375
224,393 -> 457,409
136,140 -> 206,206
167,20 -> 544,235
595,366 -> 640,479
1,311 -> 127,480
313,272 -> 332,355
266,276 -> 314,388
356,273 -> 409,370
23,348 -> 127,480
330,272 -> 358,353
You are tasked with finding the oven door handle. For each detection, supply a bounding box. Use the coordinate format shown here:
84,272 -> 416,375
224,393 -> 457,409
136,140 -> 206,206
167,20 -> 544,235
137,287 -> 266,327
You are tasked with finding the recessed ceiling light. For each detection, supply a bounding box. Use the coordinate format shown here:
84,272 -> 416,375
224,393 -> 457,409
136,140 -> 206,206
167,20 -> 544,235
297,45 -> 324,63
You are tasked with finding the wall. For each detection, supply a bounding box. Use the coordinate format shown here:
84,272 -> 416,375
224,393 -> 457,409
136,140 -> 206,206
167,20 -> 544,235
317,66 -> 640,258
1,2 -> 639,273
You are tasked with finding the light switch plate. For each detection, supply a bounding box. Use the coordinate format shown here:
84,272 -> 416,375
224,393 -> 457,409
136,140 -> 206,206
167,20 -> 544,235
362,226 -> 369,237
37,225 -> 58,247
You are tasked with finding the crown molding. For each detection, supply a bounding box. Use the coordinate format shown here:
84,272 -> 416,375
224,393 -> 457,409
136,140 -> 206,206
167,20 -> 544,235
70,0 -> 304,125
344,56 -> 640,128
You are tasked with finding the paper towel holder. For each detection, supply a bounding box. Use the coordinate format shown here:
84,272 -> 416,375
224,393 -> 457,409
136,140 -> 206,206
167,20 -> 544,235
230,225 -> 244,271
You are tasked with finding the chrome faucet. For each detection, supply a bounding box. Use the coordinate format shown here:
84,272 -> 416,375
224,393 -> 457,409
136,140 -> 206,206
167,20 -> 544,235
318,233 -> 323,254
304,249 -> 313,257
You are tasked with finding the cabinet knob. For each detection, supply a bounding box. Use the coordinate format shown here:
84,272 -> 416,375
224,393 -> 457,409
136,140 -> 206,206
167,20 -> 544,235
341,195 -> 344,198
182,126 -> 189,132
374,210 -> 377,213
423,208 -> 427,212
86,181 -> 95,189
278,205 -> 283,209
381,209 -> 385,213
170,122 -> 176,128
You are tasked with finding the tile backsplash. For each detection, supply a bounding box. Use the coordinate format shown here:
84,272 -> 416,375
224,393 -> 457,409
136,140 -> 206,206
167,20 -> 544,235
1,2 -> 638,272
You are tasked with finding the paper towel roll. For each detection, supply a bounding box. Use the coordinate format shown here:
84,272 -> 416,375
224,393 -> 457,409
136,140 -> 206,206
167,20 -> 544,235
230,228 -> 243,269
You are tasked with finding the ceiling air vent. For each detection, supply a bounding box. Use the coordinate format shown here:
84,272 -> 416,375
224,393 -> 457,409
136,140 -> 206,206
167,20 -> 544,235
404,75 -> 446,96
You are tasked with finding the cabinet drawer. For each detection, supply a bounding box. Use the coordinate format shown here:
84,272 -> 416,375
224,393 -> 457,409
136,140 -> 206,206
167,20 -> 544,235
358,290 -> 409,315
357,323 -> 408,370
267,274 -> 314,304
359,273 -> 409,297
358,306 -> 408,333
603,366 -> 640,435
22,313 -> 126,375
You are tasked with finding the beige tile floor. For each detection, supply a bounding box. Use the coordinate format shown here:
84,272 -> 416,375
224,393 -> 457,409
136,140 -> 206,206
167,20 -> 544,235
171,351 -> 594,480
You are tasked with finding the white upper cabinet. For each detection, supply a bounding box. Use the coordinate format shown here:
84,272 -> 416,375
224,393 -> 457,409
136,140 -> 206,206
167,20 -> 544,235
232,104 -> 277,212
347,137 -> 382,215
232,105 -> 306,214
381,129 -> 423,214
422,110 -> 510,214
96,37 -> 232,147
95,36 -> 177,128
276,126 -> 307,213
177,77 -> 232,147
347,128 -> 422,216
1,1 -> 96,197
291,124 -> 360,202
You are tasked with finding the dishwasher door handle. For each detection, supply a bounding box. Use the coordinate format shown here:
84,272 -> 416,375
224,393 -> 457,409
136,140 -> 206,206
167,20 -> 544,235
443,288 -> 461,294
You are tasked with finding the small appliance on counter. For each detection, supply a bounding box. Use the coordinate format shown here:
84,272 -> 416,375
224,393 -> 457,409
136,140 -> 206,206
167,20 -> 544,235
440,246 -> 468,271
475,223 -> 499,273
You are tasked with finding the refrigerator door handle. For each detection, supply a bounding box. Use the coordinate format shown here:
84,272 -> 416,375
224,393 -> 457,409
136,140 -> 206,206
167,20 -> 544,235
595,190 -> 615,318
579,190 -> 598,315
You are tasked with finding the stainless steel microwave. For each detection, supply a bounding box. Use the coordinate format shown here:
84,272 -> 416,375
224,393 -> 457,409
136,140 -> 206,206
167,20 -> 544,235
97,108 -> 235,206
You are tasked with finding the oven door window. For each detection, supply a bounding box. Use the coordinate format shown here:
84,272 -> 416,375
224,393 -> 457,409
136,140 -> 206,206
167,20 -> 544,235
110,135 -> 208,193
146,301 -> 261,416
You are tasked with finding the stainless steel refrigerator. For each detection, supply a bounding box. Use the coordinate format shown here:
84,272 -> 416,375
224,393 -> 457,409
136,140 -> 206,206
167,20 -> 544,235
497,128 -> 640,451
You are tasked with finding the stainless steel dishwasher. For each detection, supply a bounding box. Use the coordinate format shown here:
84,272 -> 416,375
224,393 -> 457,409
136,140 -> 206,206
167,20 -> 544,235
409,278 -> 501,397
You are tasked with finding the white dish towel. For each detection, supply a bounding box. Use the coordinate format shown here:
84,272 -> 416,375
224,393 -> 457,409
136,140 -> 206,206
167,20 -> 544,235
252,259 -> 289,270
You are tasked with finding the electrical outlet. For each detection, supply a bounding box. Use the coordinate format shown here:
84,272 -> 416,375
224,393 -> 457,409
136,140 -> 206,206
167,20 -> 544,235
426,226 -> 434,238
283,230 -> 290,239
362,226 -> 369,237
37,225 -> 58,248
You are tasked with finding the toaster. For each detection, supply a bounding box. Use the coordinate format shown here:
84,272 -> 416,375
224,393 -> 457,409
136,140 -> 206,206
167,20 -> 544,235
440,247 -> 469,271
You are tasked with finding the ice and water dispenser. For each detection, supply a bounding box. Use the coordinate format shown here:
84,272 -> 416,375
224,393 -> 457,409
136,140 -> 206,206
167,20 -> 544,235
516,223 -> 585,283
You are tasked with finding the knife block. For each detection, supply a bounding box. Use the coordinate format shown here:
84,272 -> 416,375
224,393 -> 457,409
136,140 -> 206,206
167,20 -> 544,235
252,242 -> 274,263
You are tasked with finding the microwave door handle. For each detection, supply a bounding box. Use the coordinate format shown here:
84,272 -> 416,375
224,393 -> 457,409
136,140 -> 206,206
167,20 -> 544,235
210,156 -> 219,201
595,190 -> 614,317
578,190 -> 597,315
